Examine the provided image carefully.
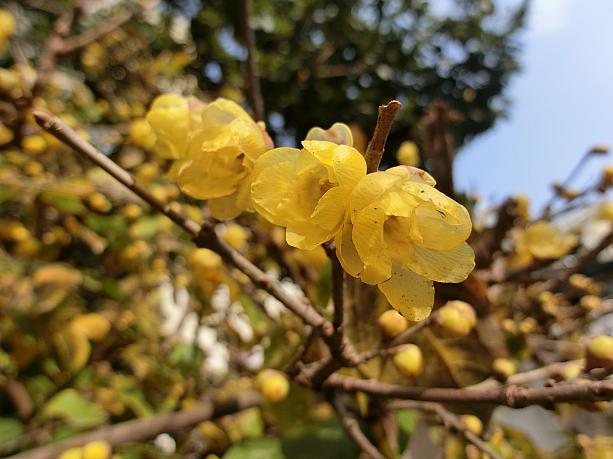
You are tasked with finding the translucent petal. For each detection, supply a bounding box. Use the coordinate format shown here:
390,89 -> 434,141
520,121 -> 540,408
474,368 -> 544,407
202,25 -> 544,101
352,204 -> 386,265
335,221 -> 363,277
310,187 -> 347,231
332,145 -> 367,189
286,224 -> 331,250
177,159 -> 244,199
251,148 -> 301,225
350,171 -> 402,216
401,242 -> 475,283
378,266 -> 434,321
305,122 -> 354,146
360,260 -> 392,285
409,204 -> 472,250
209,194 -> 242,220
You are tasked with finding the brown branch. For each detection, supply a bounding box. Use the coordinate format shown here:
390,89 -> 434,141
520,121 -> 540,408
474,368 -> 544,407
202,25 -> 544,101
33,110 -> 328,332
333,393 -> 386,459
241,0 -> 265,121
58,7 -> 137,55
7,392 -> 260,459
390,401 -> 502,459
5,378 -> 34,420
324,374 -> 613,408
364,100 -> 402,173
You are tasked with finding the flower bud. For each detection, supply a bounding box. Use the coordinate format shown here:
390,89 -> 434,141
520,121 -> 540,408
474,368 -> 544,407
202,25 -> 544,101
435,301 -> 476,338
580,295 -> 602,311
378,309 -> 409,339
58,448 -> 83,459
393,344 -> 424,378
492,358 -> 516,380
396,141 -> 420,166
83,441 -> 112,459
256,369 -> 289,402
460,414 -> 483,436
585,335 -> 613,371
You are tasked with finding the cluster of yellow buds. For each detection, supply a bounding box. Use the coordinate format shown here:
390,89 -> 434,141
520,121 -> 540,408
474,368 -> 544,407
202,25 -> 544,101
144,96 -> 475,320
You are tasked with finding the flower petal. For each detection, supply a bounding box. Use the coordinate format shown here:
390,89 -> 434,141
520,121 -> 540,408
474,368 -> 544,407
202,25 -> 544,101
401,242 -> 475,283
335,221 -> 363,277
378,266 -> 434,321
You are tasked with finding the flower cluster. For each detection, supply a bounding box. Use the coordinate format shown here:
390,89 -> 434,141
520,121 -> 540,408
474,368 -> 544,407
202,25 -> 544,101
144,96 -> 474,319
144,94 -> 272,219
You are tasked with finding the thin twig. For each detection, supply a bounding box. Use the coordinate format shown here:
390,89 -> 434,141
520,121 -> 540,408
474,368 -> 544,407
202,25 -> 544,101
241,0 -> 265,121
33,110 -> 329,332
58,7 -> 137,55
333,393 -> 386,459
390,401 -> 503,459
364,100 -> 402,173
7,392 -> 260,459
324,374 -> 613,408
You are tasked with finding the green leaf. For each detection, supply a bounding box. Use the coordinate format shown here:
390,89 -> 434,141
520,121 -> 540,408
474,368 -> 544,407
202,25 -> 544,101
41,389 -> 107,429
0,418 -> 26,445
223,437 -> 284,459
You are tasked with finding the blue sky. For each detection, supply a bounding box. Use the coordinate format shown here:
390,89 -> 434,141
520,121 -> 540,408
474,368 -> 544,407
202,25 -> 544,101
455,0 -> 613,212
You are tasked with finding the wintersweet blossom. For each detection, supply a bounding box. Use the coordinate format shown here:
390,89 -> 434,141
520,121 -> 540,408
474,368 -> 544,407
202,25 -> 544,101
251,139 -> 367,249
507,221 -> 577,270
145,95 -> 272,220
335,165 -> 474,320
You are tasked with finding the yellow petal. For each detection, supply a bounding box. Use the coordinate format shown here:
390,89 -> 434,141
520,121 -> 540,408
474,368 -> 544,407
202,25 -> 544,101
350,171 -> 402,216
360,261 -> 392,285
286,224 -> 331,250
378,266 -> 434,321
409,203 -> 472,251
177,158 -> 245,199
251,147 -> 301,225
335,221 -> 363,277
310,187 -> 347,231
209,194 -> 242,220
332,145 -> 367,189
305,122 -> 354,146
401,242 -> 475,283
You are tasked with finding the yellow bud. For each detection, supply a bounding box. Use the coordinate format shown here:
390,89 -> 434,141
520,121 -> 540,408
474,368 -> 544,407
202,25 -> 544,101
590,144 -> 610,154
87,192 -> 112,213
256,369 -> 289,402
57,447 -> 83,459
461,414 -> 483,436
22,135 -> 47,154
492,358 -> 516,379
518,317 -> 537,335
121,203 -> 142,221
580,295 -> 602,311
585,335 -> 613,371
128,118 -> 156,150
378,309 -> 409,339
393,344 -> 424,378
83,441 -> 111,459
0,220 -> 30,241
0,122 -> 13,145
597,202 -> 613,221
396,141 -> 420,166
0,10 -> 16,38
435,301 -> 476,338
562,362 -> 582,381
221,223 -> 249,250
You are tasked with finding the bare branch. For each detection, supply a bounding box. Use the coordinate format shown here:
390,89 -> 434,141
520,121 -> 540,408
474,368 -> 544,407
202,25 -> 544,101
7,392 -> 260,459
390,401 -> 503,459
324,374 -> 613,408
241,0 -> 265,121
364,100 -> 402,173
33,110 -> 329,332
333,393 -> 386,459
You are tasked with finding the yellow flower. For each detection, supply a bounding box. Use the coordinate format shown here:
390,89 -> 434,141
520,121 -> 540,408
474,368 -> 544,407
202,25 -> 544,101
396,141 -> 420,166
145,94 -> 203,160
507,221 -> 577,270
335,166 -> 474,320
597,201 -> 613,221
128,118 -> 156,150
174,98 -> 270,220
251,140 -> 367,249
